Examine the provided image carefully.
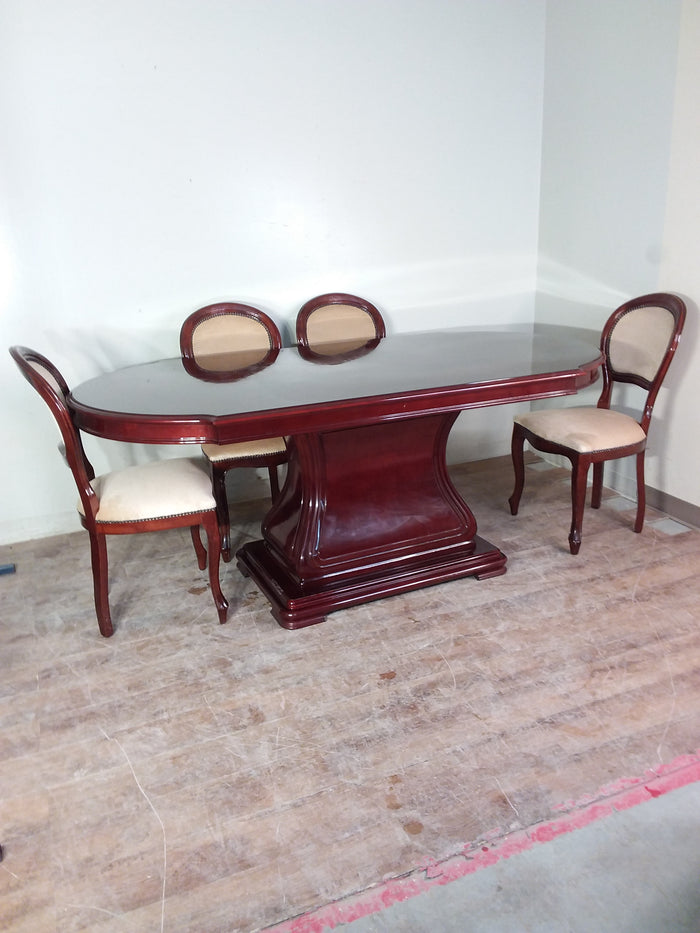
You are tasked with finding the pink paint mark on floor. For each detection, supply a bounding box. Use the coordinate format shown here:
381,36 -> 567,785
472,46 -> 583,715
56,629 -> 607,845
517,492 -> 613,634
264,750 -> 700,933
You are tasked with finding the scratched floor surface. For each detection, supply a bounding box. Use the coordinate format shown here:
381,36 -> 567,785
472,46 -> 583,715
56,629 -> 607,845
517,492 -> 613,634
1,455 -> 699,932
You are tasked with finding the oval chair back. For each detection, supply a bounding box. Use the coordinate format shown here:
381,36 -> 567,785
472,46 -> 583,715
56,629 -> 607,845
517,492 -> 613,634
296,293 -> 385,360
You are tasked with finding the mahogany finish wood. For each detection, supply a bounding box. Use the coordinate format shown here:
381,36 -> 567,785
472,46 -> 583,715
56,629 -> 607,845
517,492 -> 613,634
296,292 -> 386,364
509,294 -> 686,555
69,327 -> 603,628
240,413 -> 507,628
179,302 -> 288,561
179,302 -> 283,380
10,346 -> 228,637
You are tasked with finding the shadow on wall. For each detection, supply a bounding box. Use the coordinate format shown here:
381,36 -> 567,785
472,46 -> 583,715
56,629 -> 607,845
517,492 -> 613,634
535,255 -> 631,326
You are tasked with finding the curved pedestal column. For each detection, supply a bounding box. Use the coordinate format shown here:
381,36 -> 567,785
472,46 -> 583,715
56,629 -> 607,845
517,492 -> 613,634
237,413 -> 506,628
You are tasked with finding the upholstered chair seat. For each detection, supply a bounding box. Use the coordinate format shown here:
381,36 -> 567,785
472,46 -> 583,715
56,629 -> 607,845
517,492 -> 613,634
201,437 -> 288,464
79,458 -> 216,522
514,407 -> 646,454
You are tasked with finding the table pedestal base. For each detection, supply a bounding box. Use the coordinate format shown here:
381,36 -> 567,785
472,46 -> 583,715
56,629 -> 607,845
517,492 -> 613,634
237,534 -> 506,629
235,413 -> 507,629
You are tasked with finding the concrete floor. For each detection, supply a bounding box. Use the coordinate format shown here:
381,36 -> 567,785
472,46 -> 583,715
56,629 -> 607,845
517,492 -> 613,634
2,455 -> 699,932
325,777 -> 700,933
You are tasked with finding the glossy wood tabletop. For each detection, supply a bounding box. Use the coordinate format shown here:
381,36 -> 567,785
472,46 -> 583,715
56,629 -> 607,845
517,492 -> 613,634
69,325 -> 602,445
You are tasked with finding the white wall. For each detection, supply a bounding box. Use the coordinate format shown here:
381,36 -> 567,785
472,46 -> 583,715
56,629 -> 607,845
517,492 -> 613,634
0,0 -> 546,543
657,0 -> 700,508
6,1 -> 699,542
537,0 -> 682,321
534,0 -> 690,503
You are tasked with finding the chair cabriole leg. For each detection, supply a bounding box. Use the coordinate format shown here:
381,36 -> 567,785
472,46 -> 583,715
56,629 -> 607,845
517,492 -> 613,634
591,462 -> 604,509
88,530 -> 113,637
211,464 -> 232,562
569,455 -> 589,555
268,465 -> 280,502
190,525 -> 207,570
202,513 -> 228,624
508,424 -> 526,516
634,450 -> 646,533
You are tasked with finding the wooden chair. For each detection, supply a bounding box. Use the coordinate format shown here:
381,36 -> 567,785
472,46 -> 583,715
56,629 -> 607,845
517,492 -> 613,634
179,303 -> 288,561
10,346 -> 228,637
296,293 -> 386,362
508,293 -> 686,554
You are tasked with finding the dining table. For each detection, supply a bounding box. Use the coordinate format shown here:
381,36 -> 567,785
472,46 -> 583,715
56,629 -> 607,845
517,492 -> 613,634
69,324 -> 603,629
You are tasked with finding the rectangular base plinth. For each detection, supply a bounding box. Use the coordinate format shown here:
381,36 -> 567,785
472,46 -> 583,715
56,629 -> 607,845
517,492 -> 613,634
236,535 -> 507,629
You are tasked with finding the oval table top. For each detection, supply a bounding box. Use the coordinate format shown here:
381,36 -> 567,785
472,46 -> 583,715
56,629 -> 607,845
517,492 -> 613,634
69,324 -> 603,445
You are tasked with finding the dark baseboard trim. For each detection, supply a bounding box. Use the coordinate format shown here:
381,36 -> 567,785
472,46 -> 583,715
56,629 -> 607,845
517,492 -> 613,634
646,486 -> 700,530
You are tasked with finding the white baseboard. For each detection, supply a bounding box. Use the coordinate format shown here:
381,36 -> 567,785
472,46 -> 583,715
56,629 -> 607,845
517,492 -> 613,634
0,511 -> 81,546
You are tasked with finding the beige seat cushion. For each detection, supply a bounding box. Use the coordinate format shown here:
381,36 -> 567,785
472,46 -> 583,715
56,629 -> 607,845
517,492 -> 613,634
514,407 -> 646,453
78,457 -> 216,522
202,437 -> 286,463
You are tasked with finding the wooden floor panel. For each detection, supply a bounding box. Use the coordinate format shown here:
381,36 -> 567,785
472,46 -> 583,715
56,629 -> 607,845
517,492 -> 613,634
1,455 -> 699,932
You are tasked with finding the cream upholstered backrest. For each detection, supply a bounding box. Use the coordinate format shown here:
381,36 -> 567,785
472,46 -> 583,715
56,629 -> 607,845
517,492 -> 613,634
608,305 -> 677,383
597,293 -> 686,432
305,304 -> 379,355
191,313 -> 273,372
